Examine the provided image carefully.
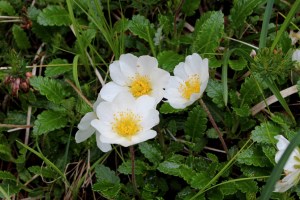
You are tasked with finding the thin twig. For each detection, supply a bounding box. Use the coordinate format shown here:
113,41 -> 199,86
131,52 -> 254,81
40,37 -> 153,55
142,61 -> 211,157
65,79 -> 93,108
129,146 -> 140,197
199,99 -> 228,153
0,124 -> 32,128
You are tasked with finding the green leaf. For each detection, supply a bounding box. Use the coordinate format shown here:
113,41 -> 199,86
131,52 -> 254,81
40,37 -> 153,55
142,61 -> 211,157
157,160 -> 181,176
219,182 -> 238,195
128,15 -> 155,42
37,5 -> 71,26
182,0 -> 201,16
240,76 -> 261,105
237,145 -> 271,167
251,122 -> 280,144
0,1 -> 15,15
0,144 -> 13,162
138,142 -> 163,165
232,104 -> 251,117
0,171 -> 16,181
159,102 -> 185,114
157,51 -> 184,72
118,160 -> 147,175
45,59 -> 72,77
12,25 -> 30,50
95,164 -> 120,184
229,0 -> 264,31
30,76 -> 70,104
191,11 -> 224,57
190,172 -> 212,189
93,181 -> 121,199
184,106 -> 207,141
206,79 -> 225,108
228,56 -> 247,71
262,145 -> 276,165
33,110 -> 68,135
235,179 -> 258,193
28,166 -> 57,179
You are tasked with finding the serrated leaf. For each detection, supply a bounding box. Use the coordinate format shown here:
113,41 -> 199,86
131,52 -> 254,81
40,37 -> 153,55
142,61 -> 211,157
184,106 -> 207,141
0,1 -> 15,15
138,142 -> 163,165
262,145 -> 276,165
28,166 -> 57,179
182,0 -> 201,16
0,171 -> 16,181
75,29 -> 97,51
157,51 -> 184,72
12,25 -> 30,50
93,181 -> 121,199
190,172 -> 212,189
251,122 -> 280,144
207,188 -> 224,200
30,76 -> 70,104
240,165 -> 270,177
229,0 -> 264,31
232,104 -> 251,117
157,160 -> 181,176
33,110 -> 67,135
45,59 -> 71,77
95,164 -> 120,184
219,182 -> 238,195
235,179 -> 258,193
128,15 -> 155,42
237,145 -> 271,167
0,144 -> 13,162
271,113 -> 292,129
118,160 -> 147,175
240,76 -> 261,105
206,79 -> 225,108
159,102 -> 185,114
191,11 -> 224,57
37,5 -> 71,26
229,56 -> 247,71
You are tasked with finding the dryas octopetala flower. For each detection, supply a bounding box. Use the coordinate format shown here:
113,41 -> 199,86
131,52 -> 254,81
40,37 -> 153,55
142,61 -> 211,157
91,92 -> 159,147
100,53 -> 170,104
164,53 -> 209,109
274,135 -> 300,192
75,95 -> 112,152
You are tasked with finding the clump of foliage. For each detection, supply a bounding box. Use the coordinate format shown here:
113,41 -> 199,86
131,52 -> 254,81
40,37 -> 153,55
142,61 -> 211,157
0,0 -> 300,199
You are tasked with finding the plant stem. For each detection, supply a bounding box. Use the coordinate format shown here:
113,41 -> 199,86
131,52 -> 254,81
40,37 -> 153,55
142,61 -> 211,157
199,99 -> 228,153
129,145 -> 140,197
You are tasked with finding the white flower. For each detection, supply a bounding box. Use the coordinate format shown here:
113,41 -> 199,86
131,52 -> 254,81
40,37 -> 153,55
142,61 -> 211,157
100,53 -> 170,104
274,135 -> 300,192
164,53 -> 209,109
289,30 -> 300,45
292,49 -> 300,62
75,95 -> 112,152
91,92 -> 159,147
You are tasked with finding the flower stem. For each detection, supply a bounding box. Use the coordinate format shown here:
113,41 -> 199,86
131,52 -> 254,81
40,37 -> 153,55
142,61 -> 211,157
129,146 -> 140,197
199,99 -> 228,153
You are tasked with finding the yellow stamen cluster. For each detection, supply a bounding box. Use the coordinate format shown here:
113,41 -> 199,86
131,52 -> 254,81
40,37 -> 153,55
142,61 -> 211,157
112,111 -> 141,137
179,75 -> 200,99
129,74 -> 152,97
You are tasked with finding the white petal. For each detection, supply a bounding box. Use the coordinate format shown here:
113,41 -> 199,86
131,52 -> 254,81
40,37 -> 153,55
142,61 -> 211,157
164,88 -> 188,109
95,101 -> 114,122
200,78 -> 209,96
292,49 -> 300,62
77,112 -> 97,130
93,94 -> 103,111
109,61 -> 127,85
75,128 -> 95,143
185,53 -> 203,74
166,76 -> 183,89
136,95 -> 156,112
274,170 -> 300,192
100,134 -> 132,147
95,131 -> 112,152
151,68 -> 170,88
119,54 -> 138,78
100,82 -> 128,102
136,55 -> 158,75
174,62 -> 188,80
91,119 -> 115,139
112,91 -> 136,110
199,58 -> 209,83
140,109 -> 160,130
131,130 -> 157,144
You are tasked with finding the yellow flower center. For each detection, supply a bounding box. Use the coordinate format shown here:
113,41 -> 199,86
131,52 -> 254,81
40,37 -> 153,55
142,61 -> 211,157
112,111 -> 141,137
129,74 -> 152,97
179,75 -> 200,99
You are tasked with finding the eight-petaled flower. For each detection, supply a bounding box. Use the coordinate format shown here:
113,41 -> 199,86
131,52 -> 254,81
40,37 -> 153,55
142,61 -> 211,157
274,135 -> 300,192
75,95 -> 112,152
164,53 -> 209,109
100,53 -> 170,104
91,92 -> 159,147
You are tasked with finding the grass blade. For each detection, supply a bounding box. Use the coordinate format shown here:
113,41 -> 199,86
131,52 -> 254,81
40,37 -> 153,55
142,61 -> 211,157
259,0 -> 274,49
